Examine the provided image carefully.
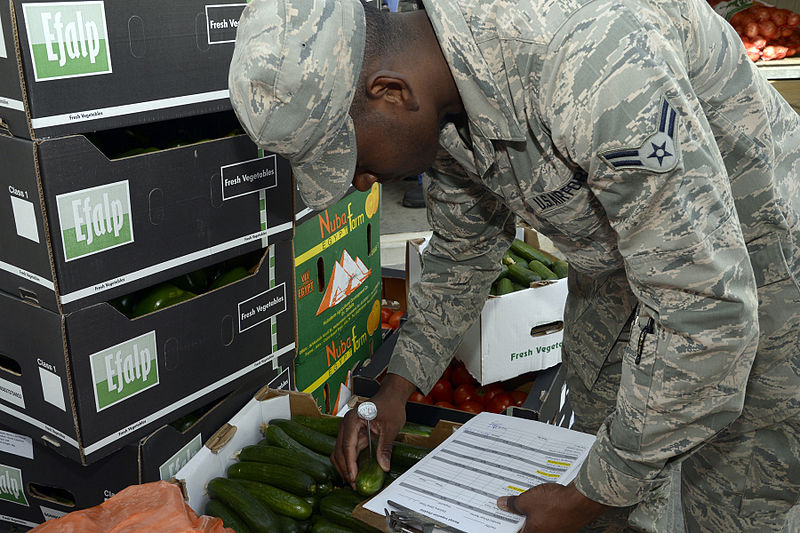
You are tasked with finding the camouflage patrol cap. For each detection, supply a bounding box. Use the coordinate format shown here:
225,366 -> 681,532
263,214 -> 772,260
228,0 -> 366,210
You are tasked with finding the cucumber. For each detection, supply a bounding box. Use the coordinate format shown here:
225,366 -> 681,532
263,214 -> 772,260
552,260 -> 569,278
291,415 -> 343,437
227,461 -> 317,496
238,444 -> 332,482
390,442 -> 430,471
399,422 -> 433,437
510,238 -> 554,267
311,517 -> 358,533
270,418 -> 337,456
494,265 -> 509,281
276,513 -> 305,533
355,454 -> 385,497
204,497 -> 254,533
501,250 -> 528,266
235,479 -> 313,520
506,262 -> 542,286
527,259 -> 558,280
510,281 -> 527,292
319,491 -> 381,533
263,425 -> 335,474
206,477 -> 280,533
495,277 -> 514,295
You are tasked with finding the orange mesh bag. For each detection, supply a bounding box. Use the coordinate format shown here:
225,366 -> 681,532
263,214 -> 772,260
29,480 -> 233,533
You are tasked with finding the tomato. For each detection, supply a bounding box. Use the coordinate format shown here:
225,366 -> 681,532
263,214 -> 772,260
475,383 -> 504,404
381,322 -> 392,330
434,401 -> 455,409
381,307 -> 393,323
455,400 -> 484,414
486,392 -> 513,414
440,360 -> 454,382
429,378 -> 454,404
509,390 -> 528,407
388,310 -> 404,330
408,390 -> 432,404
453,383 -> 479,406
450,364 -> 477,388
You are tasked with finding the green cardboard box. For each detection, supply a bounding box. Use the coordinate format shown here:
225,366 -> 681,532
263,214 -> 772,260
293,184 -> 382,413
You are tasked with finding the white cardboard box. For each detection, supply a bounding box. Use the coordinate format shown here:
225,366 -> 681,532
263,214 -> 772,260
406,229 -> 567,384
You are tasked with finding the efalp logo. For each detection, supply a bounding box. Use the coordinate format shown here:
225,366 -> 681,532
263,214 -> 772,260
22,1 -> 111,81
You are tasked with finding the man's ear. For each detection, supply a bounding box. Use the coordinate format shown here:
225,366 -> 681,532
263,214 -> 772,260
365,70 -> 420,111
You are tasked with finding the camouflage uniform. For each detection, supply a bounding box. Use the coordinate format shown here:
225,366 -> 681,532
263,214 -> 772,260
384,0 -> 800,530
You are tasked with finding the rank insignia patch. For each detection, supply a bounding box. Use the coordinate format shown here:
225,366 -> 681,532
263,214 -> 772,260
600,98 -> 680,173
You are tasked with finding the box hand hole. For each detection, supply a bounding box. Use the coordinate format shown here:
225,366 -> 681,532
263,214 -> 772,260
530,321 -> 563,338
0,354 -> 22,376
17,287 -> 39,305
27,483 -> 76,507
127,16 -> 146,58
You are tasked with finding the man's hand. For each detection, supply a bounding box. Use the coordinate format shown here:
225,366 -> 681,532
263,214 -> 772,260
496,482 -> 610,532
331,374 -> 416,488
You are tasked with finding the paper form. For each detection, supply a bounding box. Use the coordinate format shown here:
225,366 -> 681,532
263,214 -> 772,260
364,412 -> 596,533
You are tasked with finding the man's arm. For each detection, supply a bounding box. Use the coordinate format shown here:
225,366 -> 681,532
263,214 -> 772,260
332,150 -> 515,484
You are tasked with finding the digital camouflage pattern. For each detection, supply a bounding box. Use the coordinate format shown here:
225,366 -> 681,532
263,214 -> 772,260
228,0 -> 365,210
383,0 -> 800,528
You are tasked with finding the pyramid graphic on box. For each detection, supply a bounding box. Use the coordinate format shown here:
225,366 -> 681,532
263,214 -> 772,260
316,250 -> 372,316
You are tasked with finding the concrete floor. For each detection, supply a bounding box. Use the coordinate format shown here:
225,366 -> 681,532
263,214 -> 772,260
379,179 -> 431,269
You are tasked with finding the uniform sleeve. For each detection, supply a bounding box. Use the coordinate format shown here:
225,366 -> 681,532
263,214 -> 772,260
387,150 -> 516,394
540,3 -> 760,506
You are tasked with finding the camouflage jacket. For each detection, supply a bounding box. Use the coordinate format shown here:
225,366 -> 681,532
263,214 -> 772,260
387,0 -> 800,506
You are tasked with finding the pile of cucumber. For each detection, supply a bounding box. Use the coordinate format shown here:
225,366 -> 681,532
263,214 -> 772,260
204,415 -> 430,533
490,239 -> 568,296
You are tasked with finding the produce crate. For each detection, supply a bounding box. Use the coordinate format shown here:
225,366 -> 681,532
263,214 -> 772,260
0,241 -> 295,466
0,112 -> 292,313
292,185 -> 383,413
0,369 -> 289,531
406,229 -> 566,385
173,388 -> 460,527
0,0 -> 247,139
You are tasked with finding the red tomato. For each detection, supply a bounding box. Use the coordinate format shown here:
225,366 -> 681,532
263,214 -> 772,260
450,364 -> 477,388
434,401 -> 455,409
455,400 -> 484,414
408,390 -> 432,404
381,322 -> 392,330
509,390 -> 527,407
388,310 -> 404,330
453,383 -> 479,406
486,392 -> 513,414
475,383 -> 504,404
381,308 -> 393,323
429,378 -> 454,404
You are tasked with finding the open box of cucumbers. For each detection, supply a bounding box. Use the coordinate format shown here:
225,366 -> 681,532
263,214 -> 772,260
174,388 -> 458,533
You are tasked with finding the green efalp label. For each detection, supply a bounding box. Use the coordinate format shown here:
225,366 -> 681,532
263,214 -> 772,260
55,180 -> 134,261
90,331 -> 158,412
0,465 -> 28,507
22,1 -> 111,81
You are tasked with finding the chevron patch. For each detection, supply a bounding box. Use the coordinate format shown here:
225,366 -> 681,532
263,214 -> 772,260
600,98 -> 679,173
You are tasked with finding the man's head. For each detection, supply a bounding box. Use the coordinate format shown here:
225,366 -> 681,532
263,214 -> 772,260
230,0 -> 458,210
228,0 -> 366,210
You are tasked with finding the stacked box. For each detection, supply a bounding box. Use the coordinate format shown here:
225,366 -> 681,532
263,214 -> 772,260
0,0 -> 246,140
292,184 -> 382,413
0,0 -> 298,479
0,368 -> 291,531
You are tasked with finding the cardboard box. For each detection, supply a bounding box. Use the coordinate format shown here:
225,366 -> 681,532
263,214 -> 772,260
173,388 -> 461,519
292,185 -> 382,413
0,369 -> 291,531
0,118 -> 293,313
0,0 -> 247,140
0,240 -> 296,466
406,231 -> 567,385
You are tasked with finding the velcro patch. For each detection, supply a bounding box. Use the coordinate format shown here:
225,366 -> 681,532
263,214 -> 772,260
599,98 -> 680,173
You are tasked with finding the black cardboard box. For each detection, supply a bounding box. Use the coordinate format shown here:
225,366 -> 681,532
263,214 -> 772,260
0,122 -> 292,313
0,240 -> 296,466
0,0 -> 247,140
0,367 -> 292,531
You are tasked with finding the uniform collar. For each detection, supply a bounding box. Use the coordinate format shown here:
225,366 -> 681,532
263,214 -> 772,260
421,0 -> 526,146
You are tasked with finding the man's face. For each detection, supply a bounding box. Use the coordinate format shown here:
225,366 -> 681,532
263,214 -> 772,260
350,104 -> 441,192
